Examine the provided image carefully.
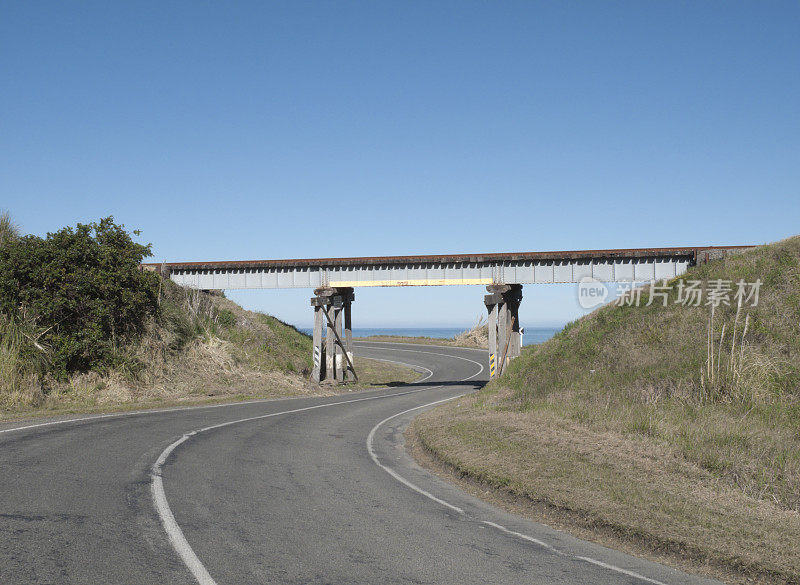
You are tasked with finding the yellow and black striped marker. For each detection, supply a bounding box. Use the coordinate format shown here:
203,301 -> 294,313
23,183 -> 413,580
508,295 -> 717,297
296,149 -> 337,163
489,353 -> 496,378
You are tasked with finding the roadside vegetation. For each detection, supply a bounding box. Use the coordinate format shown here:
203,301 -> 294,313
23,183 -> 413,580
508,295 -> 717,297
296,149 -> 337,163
413,236 -> 800,585
0,213 -> 416,418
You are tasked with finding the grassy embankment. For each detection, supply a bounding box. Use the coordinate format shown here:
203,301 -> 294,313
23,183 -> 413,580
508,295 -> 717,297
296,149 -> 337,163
0,213 -> 417,420
1,281 -> 418,421
412,236 -> 800,585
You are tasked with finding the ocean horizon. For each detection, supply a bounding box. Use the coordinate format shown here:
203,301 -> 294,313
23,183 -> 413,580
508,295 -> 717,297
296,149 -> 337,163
298,326 -> 562,346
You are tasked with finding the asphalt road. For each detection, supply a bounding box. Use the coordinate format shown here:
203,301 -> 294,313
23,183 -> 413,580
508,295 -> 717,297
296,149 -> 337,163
0,341 -> 724,585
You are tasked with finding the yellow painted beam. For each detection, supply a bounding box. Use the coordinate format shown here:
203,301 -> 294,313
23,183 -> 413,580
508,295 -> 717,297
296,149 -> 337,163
328,278 -> 494,288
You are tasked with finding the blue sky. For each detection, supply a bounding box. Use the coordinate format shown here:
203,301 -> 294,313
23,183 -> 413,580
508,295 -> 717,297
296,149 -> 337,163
2,1 -> 798,328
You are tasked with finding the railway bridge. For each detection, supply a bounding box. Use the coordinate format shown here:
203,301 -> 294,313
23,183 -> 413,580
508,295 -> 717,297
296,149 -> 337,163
143,245 -> 749,383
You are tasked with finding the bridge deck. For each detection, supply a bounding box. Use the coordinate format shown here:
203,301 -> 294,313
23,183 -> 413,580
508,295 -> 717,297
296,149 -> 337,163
141,246 -> 751,290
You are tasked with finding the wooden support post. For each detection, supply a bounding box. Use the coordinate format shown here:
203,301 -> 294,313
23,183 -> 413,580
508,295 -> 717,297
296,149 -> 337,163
498,301 -> 508,375
318,296 -> 358,383
311,287 -> 358,382
487,284 -> 523,376
509,298 -> 521,358
499,314 -> 516,373
334,298 -> 344,382
487,301 -> 498,379
314,287 -> 357,384
344,295 -> 355,382
325,303 -> 335,382
311,302 -> 324,382
509,285 -> 523,358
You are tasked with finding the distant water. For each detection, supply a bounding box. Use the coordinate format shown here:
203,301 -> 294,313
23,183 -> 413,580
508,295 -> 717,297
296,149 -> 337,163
298,326 -> 561,346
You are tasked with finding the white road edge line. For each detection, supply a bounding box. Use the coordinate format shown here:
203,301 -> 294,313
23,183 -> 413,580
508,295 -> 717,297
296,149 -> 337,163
362,349 -> 486,516
0,398 -> 291,436
150,359 -> 444,585
0,354 -> 438,437
575,556 -> 670,585
366,394 -> 468,514
480,521 -> 559,553
148,342 -> 669,585
364,354 -> 676,585
355,357 -> 434,381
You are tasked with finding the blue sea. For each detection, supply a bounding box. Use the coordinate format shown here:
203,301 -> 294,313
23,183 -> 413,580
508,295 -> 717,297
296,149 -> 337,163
298,326 -> 561,346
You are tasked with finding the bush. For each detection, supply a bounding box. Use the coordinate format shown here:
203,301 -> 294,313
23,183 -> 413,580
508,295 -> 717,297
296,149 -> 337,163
0,217 -> 159,375
216,308 -> 237,329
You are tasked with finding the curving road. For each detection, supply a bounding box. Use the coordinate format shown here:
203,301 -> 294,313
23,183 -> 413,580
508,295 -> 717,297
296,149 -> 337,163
0,341 -> 723,585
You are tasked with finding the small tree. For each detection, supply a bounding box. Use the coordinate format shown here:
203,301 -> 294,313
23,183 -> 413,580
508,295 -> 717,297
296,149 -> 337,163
0,217 -> 159,374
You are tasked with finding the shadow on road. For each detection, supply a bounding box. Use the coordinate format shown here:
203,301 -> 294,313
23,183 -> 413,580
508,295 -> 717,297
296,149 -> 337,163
382,380 -> 487,390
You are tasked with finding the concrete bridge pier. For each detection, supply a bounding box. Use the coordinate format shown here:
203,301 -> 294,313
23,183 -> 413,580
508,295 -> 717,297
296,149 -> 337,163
485,284 -> 523,378
310,287 -> 356,383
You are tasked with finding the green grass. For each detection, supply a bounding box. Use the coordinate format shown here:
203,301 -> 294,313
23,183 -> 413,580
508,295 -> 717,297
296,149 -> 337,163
414,236 -> 800,585
216,308 -> 313,375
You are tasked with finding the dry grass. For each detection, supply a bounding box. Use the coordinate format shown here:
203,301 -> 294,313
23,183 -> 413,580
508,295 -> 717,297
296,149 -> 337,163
0,210 -> 415,416
1,281 -> 420,420
0,285 -> 318,415
0,210 -> 20,248
0,312 -> 48,410
452,315 -> 489,349
414,236 -> 800,585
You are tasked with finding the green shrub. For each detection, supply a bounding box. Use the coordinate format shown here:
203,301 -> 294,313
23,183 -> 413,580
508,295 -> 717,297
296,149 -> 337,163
0,217 -> 159,375
216,308 -> 237,329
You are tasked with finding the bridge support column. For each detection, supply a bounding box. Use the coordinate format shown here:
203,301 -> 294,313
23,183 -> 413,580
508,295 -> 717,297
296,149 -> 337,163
507,288 -> 522,360
485,284 -> 523,377
334,300 -> 344,382
344,296 -> 355,382
311,303 -> 324,382
310,287 -> 356,384
487,302 -> 498,378
326,302 -> 335,380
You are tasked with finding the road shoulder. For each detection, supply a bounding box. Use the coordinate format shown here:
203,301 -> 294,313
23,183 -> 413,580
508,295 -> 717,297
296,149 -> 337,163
406,411 -> 772,585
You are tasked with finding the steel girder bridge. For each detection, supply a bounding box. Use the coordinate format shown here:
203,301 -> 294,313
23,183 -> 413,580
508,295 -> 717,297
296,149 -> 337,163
142,245 -> 750,383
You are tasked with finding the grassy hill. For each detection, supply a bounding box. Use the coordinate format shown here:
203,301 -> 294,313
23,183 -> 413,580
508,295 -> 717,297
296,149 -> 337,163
1,277 -> 311,412
0,215 -> 416,417
2,278 -> 417,417
413,236 -> 800,585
